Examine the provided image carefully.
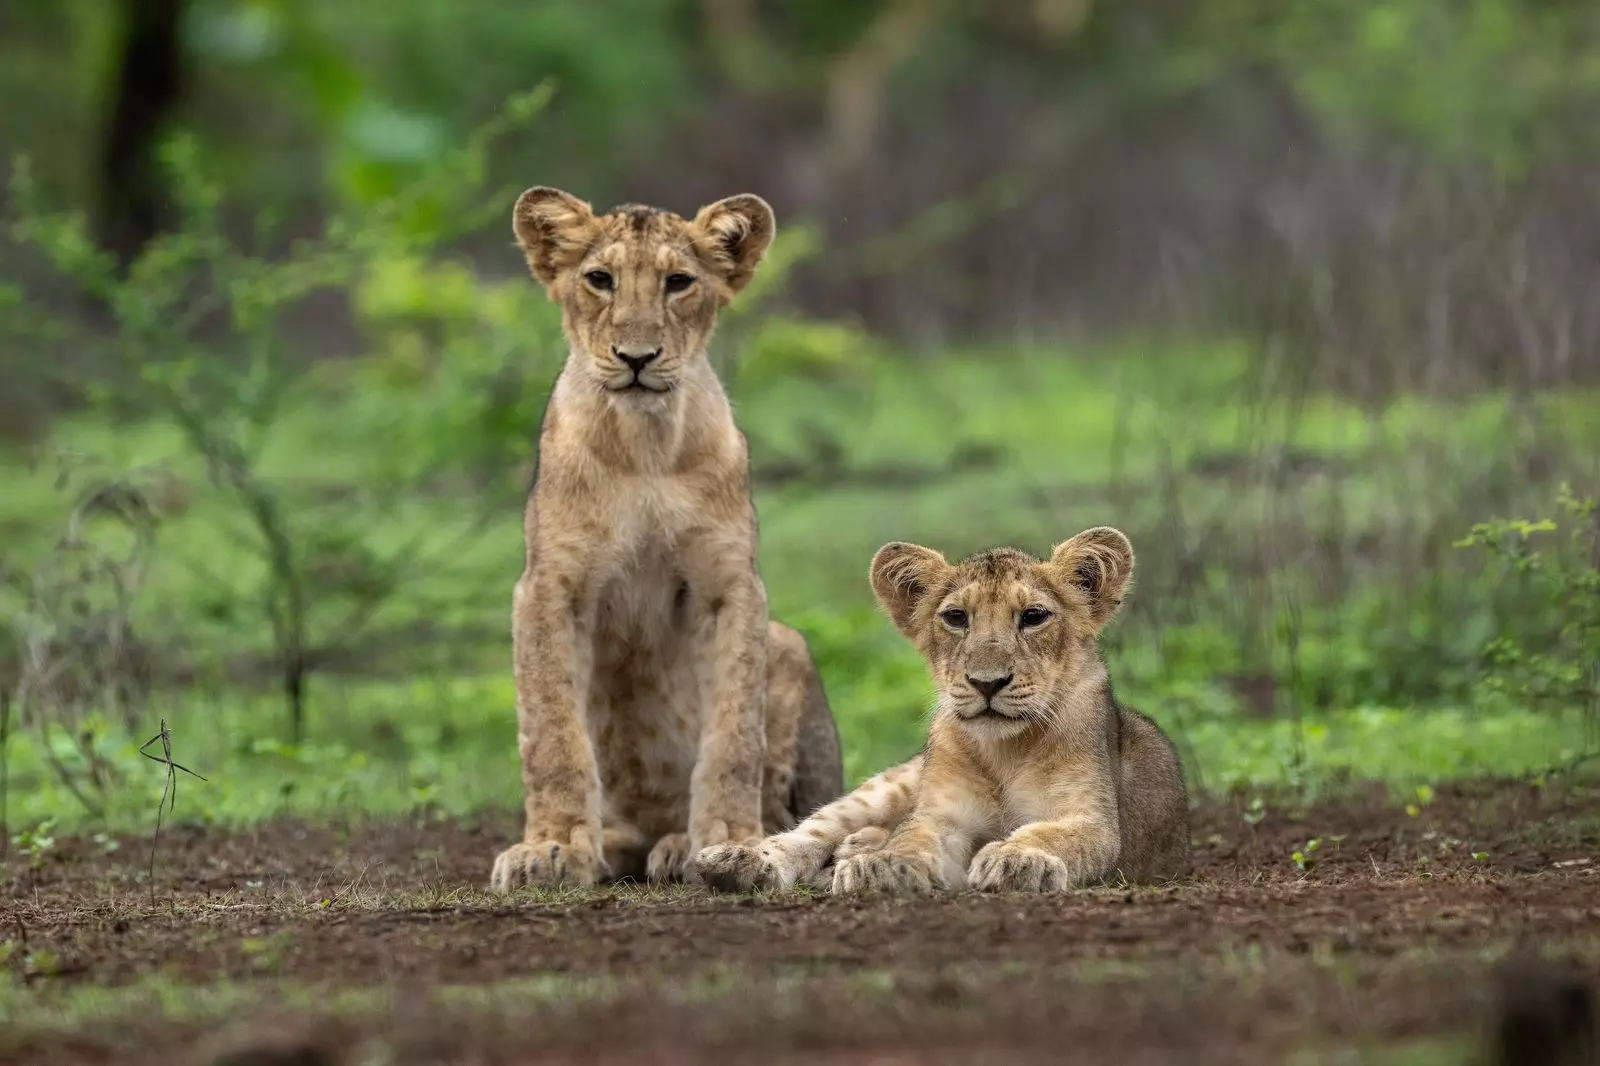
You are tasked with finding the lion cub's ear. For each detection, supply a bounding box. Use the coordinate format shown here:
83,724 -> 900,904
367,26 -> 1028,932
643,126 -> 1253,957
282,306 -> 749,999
513,186 -> 600,289
1048,527 -> 1135,631
689,194 -> 776,297
870,541 -> 951,640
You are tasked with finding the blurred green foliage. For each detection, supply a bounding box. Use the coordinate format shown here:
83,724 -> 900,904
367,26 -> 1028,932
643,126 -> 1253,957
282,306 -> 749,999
3,91 -> 561,748
3,1 -> 1599,831
4,308 -> 1596,821
1457,485 -> 1600,717
7,0 -> 1600,216
1191,0 -> 1600,178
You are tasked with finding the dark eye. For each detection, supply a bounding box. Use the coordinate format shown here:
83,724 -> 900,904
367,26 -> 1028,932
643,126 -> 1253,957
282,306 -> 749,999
664,273 -> 695,294
585,270 -> 614,291
939,608 -> 969,630
1019,607 -> 1052,629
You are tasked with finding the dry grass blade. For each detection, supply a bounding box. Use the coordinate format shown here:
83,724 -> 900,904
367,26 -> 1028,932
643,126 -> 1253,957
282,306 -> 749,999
139,716 -> 207,905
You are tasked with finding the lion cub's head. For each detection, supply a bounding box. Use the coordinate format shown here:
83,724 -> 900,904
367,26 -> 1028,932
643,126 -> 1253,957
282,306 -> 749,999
512,186 -> 775,399
869,528 -> 1135,737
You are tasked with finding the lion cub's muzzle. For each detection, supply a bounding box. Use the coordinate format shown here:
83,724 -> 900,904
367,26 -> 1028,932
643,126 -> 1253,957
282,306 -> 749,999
954,672 -> 1024,721
608,346 -> 671,393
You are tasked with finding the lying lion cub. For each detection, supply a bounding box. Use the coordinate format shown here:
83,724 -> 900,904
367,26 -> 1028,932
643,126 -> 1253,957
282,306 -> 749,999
695,527 -> 1190,894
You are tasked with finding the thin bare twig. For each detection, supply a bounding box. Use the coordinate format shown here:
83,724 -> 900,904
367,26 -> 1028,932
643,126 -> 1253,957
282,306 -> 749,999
139,717 -> 206,905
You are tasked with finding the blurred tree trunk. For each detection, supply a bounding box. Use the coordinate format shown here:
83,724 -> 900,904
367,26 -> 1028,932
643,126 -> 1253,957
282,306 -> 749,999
823,0 -> 943,179
822,0 -> 1095,177
704,0 -> 760,85
97,0 -> 187,268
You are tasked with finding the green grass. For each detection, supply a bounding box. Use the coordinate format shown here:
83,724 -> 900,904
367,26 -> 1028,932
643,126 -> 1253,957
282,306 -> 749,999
3,642 -> 1590,833
1286,1039 -> 1475,1066
3,341 -> 1598,833
0,971 -> 630,1033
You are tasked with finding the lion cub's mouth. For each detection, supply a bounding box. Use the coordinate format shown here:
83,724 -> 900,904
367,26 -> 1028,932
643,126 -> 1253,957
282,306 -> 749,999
609,380 -> 673,395
965,707 -> 1019,722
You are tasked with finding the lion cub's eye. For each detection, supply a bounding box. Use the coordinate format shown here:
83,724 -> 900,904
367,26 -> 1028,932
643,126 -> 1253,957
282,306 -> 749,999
584,270 -> 614,292
664,273 -> 695,294
1019,607 -> 1052,630
939,608 -> 969,630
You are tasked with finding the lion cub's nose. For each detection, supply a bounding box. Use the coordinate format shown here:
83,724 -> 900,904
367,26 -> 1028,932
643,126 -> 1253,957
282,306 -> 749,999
614,348 -> 661,374
967,674 -> 1013,700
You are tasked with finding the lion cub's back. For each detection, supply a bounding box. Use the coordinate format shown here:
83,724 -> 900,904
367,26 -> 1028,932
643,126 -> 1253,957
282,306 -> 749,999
1111,703 -> 1192,883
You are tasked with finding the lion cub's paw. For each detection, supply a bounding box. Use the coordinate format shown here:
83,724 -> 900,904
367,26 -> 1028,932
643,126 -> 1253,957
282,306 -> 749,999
832,850 -> 939,896
646,833 -> 700,885
967,841 -> 1073,893
694,841 -> 789,893
490,840 -> 599,893
833,826 -> 890,863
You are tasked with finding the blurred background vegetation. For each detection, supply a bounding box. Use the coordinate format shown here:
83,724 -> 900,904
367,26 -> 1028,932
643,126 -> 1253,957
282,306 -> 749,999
1,0 -> 1597,833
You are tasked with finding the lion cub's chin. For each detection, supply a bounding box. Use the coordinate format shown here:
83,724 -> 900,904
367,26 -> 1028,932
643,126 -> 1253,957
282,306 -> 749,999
953,713 -> 1030,739
603,386 -> 675,414
947,705 -> 1035,740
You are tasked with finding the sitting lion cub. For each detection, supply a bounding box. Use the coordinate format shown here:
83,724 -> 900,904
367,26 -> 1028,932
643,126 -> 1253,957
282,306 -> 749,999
489,187 -> 843,891
695,527 -> 1190,894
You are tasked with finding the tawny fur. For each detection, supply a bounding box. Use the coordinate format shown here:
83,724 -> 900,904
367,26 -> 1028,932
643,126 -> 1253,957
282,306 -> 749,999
489,187 -> 843,892
696,527 -> 1190,895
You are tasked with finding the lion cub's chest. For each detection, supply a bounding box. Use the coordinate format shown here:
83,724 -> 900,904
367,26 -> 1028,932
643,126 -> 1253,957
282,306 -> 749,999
586,473 -> 705,650
598,470 -> 702,548
584,477 -> 711,819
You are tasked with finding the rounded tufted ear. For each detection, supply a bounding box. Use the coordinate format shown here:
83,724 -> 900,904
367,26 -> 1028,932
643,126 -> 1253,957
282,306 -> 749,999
869,541 -> 951,640
689,193 -> 776,297
1048,527 -> 1135,631
512,186 -> 600,289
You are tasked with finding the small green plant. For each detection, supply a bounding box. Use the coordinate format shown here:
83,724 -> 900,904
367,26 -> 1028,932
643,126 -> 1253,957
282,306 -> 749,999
1457,484 -> 1599,724
1290,833 -> 1345,872
239,931 -> 293,972
1291,837 -> 1321,872
1404,783 -> 1436,818
10,817 -> 56,871
23,949 -> 61,978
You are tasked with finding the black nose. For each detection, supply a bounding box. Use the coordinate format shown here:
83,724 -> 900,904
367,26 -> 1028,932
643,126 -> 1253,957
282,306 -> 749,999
967,674 -> 1012,700
615,349 -> 661,374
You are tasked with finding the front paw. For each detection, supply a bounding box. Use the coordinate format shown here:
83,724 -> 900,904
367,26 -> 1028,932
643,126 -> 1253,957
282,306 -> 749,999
646,833 -> 699,884
490,840 -> 599,892
834,826 -> 889,863
832,850 -> 940,896
967,841 -> 1073,893
694,841 -> 789,893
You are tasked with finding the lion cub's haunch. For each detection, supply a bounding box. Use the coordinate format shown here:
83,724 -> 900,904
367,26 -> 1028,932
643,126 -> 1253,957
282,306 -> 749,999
696,527 -> 1190,895
489,187 -> 843,892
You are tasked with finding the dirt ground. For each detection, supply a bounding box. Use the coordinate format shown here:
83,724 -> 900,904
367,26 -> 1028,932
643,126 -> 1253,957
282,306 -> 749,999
4,777 -> 1599,1065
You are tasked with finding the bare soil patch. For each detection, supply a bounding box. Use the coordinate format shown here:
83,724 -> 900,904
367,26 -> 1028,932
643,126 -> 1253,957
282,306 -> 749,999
4,778 -> 1599,1064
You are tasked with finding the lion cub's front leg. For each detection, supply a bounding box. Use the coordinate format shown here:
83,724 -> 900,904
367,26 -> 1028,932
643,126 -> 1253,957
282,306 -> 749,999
645,832 -> 696,884
831,761 -> 990,896
679,542 -> 771,871
696,757 -> 921,892
490,570 -> 604,892
967,789 -> 1120,895
831,815 -> 947,895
